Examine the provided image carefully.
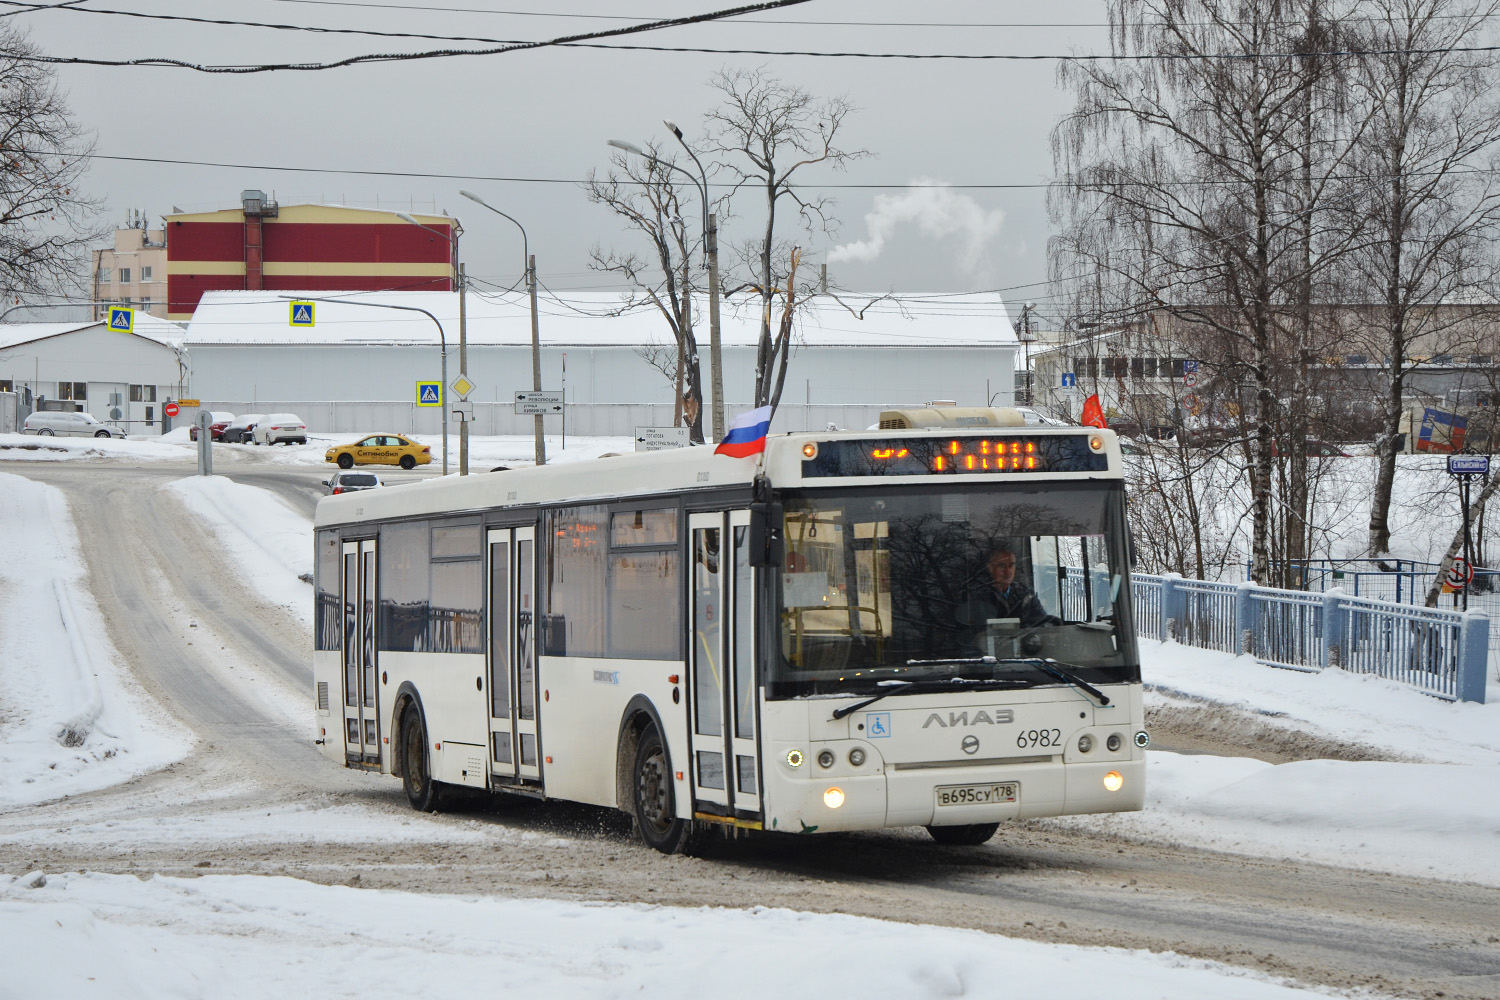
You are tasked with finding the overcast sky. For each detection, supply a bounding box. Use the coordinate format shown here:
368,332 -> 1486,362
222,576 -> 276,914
23,0 -> 1111,323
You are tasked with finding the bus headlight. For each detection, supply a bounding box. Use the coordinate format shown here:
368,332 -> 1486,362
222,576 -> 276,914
848,747 -> 866,767
823,787 -> 845,808
786,749 -> 804,768
1077,734 -> 1093,753
1103,771 -> 1124,792
817,749 -> 836,769
1135,731 -> 1150,748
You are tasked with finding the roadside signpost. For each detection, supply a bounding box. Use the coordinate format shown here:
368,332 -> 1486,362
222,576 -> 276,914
514,390 -> 562,415
416,382 -> 443,407
163,402 -> 180,418
634,426 -> 691,451
1444,453 -> 1491,608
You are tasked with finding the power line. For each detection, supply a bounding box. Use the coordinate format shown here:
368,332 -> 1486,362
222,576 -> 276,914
8,0 -> 816,73
84,151 -> 1500,191
8,0 -> 1500,70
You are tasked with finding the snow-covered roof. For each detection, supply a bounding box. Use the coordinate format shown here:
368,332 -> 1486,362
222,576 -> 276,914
183,290 -> 1018,350
0,314 -> 186,352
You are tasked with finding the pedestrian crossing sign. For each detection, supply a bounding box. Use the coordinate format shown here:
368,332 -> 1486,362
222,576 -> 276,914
108,306 -> 133,332
416,381 -> 442,407
289,301 -> 315,327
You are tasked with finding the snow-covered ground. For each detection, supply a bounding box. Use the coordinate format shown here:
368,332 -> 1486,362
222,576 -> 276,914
0,473 -> 191,807
2,449 -> 1497,997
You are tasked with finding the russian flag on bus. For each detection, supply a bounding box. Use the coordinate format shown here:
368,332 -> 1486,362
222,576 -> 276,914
714,405 -> 773,458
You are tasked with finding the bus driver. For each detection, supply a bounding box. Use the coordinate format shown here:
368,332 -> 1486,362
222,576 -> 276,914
980,545 -> 1060,629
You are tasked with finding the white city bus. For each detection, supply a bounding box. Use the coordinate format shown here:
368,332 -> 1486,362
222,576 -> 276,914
312,409 -> 1147,853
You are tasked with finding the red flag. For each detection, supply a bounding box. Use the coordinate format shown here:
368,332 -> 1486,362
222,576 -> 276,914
1081,393 -> 1107,428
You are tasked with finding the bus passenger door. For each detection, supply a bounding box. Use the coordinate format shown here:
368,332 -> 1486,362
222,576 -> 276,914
341,539 -> 379,766
487,526 -> 541,783
688,512 -> 760,816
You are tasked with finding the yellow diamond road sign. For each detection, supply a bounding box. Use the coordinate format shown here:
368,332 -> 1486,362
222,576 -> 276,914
451,374 -> 474,398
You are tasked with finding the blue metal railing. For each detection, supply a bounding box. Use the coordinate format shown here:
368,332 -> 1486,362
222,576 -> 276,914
1130,573 -> 1487,703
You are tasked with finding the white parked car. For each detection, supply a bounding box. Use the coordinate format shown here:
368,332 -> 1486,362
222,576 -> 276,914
252,413 -> 308,446
22,411 -> 126,438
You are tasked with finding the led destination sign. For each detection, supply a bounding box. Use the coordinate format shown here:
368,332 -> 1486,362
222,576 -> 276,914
800,435 -> 1110,478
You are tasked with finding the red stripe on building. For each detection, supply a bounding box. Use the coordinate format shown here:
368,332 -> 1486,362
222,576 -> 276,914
263,223 -> 453,264
168,222 -> 245,262
261,275 -> 450,293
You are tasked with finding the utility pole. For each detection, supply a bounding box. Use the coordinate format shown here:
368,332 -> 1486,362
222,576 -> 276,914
458,262 -> 468,476
708,212 -> 724,442
529,254 -> 545,467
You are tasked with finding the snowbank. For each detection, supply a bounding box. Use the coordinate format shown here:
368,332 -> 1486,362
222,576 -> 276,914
0,871 -> 1340,1000
0,474 -> 190,806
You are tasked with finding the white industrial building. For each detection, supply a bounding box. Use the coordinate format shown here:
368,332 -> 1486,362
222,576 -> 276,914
0,315 -> 188,434
183,290 -> 1019,436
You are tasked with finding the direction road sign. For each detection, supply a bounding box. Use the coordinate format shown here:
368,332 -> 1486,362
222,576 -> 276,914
634,426 -> 691,451
176,398 -> 200,407
416,381 -> 443,407
1061,372 -> 1077,388
1446,454 -> 1490,476
163,402 -> 180,418
514,390 -> 563,415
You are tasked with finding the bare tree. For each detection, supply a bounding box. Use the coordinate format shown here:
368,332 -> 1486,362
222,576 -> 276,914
585,144 -> 706,443
0,24 -> 101,299
1051,0 -> 1365,585
1343,0 -> 1500,560
705,67 -> 868,416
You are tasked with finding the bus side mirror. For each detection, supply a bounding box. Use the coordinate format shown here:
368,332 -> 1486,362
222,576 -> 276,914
749,502 -> 783,568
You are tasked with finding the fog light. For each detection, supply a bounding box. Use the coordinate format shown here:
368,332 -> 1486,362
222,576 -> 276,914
823,787 -> 845,808
818,749 -> 836,769
848,747 -> 866,767
1107,733 -> 1122,752
1135,731 -> 1150,748
1103,771 -> 1124,792
1077,734 -> 1093,753
786,749 -> 804,768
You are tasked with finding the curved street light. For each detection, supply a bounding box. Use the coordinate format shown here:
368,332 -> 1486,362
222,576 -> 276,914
459,190 -> 545,467
396,212 -> 470,476
607,131 -> 725,442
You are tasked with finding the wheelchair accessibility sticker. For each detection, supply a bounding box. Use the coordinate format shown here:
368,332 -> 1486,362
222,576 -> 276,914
866,712 -> 891,738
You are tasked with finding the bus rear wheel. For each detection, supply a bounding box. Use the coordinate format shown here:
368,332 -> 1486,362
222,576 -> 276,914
632,726 -> 695,854
926,822 -> 999,846
400,706 -> 446,812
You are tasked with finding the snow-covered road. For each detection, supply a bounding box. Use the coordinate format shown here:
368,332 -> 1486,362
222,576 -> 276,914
1,439 -> 1497,1000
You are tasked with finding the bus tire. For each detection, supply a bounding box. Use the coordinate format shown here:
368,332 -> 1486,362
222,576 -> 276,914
926,822 -> 999,846
632,726 -> 695,854
400,706 -> 446,813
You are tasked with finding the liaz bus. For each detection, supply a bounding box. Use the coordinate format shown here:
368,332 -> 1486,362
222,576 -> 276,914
312,408 -> 1147,854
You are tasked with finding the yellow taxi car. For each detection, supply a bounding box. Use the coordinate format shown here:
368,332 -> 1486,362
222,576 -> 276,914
325,434 -> 433,470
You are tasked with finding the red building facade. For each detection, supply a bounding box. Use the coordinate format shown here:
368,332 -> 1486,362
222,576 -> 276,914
166,191 -> 455,320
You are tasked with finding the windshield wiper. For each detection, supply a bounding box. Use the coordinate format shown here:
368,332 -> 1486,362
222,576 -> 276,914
831,681 -> 914,720
996,657 -> 1111,706
830,671 -> 1032,720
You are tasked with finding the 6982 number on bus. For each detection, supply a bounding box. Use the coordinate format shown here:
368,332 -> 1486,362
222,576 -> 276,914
1016,728 -> 1062,749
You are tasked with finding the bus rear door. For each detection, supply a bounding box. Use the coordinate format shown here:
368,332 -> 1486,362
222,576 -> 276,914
341,539 -> 380,767
487,526 -> 541,783
687,511 -> 760,819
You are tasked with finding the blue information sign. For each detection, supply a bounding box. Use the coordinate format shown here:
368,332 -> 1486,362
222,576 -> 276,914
416,381 -> 442,407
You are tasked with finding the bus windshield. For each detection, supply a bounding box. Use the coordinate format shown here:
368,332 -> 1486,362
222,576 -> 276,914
770,482 -> 1138,698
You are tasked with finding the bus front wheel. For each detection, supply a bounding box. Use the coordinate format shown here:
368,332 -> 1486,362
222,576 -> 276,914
400,706 -> 446,813
632,726 -> 695,854
926,822 -> 999,846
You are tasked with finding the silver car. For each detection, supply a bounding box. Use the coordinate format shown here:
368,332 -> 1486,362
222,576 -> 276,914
322,471 -> 383,495
22,411 -> 126,438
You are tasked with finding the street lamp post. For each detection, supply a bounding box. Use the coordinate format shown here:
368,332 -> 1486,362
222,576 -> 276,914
608,128 -> 724,441
281,294 -> 449,475
459,190 -> 545,467
397,212 -> 469,475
